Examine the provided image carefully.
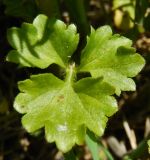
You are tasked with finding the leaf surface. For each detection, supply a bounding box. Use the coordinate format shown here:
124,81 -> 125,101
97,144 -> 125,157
14,72 -> 117,152
7,14 -> 79,69
79,26 -> 145,95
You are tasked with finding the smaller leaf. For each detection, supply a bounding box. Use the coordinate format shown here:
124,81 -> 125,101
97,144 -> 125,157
79,26 -> 145,95
7,14 -> 79,69
113,0 -> 136,30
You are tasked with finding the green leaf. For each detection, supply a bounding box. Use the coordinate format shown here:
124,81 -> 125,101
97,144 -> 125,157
86,131 -> 100,160
7,14 -> 79,69
64,0 -> 90,36
7,15 -> 145,153
79,26 -> 145,95
14,65 -> 117,152
113,0 -> 136,20
3,0 -> 37,21
113,0 -> 136,30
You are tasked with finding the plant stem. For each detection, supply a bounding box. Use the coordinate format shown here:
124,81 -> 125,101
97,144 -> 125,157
64,0 -> 90,37
65,0 -> 90,64
86,131 -> 114,160
123,135 -> 150,159
98,141 -> 114,160
65,63 -> 76,84
86,132 -> 100,160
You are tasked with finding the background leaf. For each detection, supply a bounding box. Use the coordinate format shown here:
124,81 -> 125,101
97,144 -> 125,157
113,0 -> 136,30
3,0 -> 38,21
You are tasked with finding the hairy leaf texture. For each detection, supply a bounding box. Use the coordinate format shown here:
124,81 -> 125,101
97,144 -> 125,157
14,72 -> 117,152
79,26 -> 145,95
7,14 -> 79,69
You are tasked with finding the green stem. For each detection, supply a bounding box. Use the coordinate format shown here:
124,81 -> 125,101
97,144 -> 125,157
99,142 -> 114,160
64,0 -> 90,37
86,132 -> 100,160
123,135 -> 150,159
86,131 -> 114,160
65,63 -> 76,84
135,0 -> 148,25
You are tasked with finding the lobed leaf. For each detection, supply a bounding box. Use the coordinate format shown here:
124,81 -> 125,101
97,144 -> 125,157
79,26 -> 145,95
14,72 -> 117,152
7,14 -> 79,69
7,15 -> 145,153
